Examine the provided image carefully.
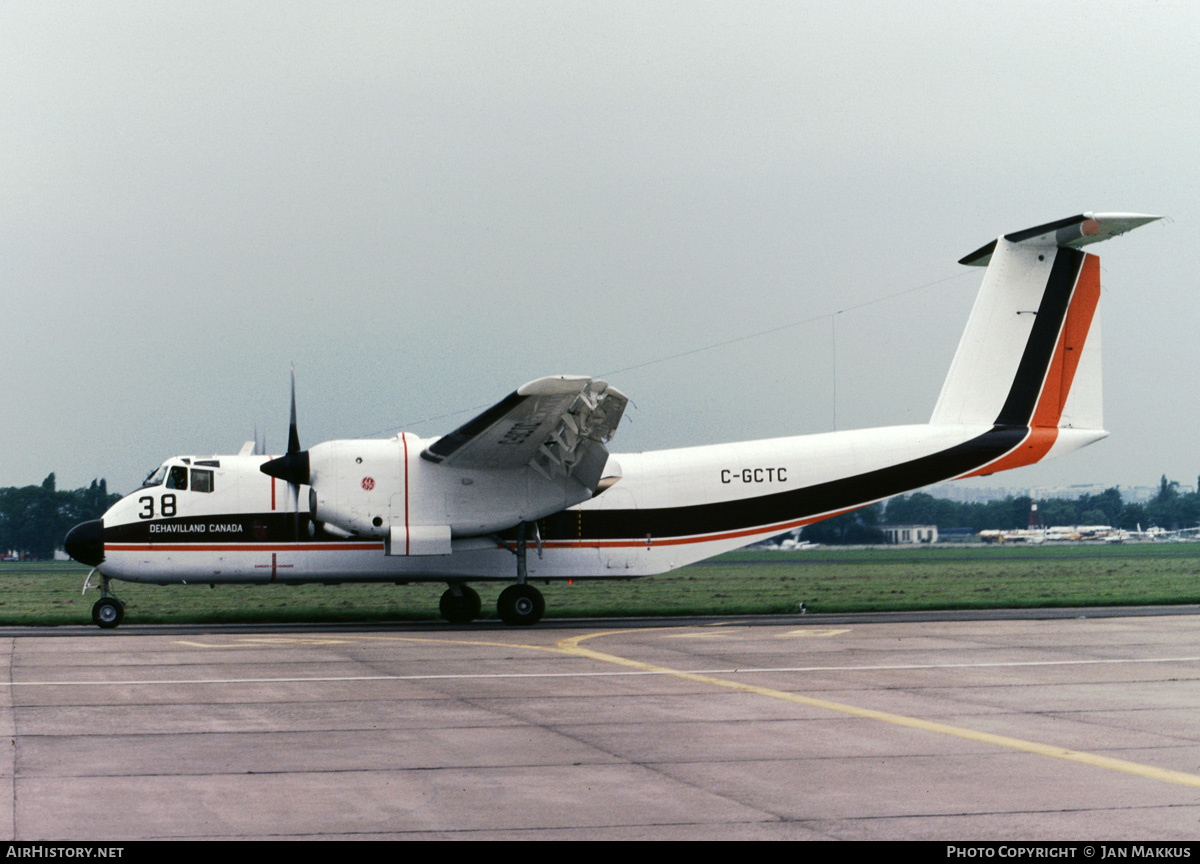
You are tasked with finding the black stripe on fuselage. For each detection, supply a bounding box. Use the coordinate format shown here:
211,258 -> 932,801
103,512 -> 356,544
993,247 -> 1084,427
519,424 -> 1029,543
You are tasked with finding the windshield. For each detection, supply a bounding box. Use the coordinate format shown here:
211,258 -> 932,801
142,464 -> 169,487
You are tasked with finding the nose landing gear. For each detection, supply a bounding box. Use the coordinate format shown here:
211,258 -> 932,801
84,570 -> 125,629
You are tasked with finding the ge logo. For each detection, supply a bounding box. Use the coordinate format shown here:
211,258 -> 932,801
362,477 -> 375,491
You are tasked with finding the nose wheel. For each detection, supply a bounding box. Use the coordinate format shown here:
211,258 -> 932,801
91,597 -> 125,629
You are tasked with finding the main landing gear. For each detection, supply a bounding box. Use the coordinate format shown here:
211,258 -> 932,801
438,521 -> 547,626
439,585 -> 482,624
84,569 -> 125,630
438,582 -> 545,626
496,520 -> 545,625
496,583 -> 545,626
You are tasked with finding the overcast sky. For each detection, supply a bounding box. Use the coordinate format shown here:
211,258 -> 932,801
2,1 -> 1195,498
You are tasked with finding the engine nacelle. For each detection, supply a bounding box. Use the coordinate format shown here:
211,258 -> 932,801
307,439 -> 399,538
306,434 -> 598,555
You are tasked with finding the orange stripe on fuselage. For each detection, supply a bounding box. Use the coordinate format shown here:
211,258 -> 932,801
962,253 -> 1100,478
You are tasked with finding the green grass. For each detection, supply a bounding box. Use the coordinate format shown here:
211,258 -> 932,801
6,542 -> 1200,626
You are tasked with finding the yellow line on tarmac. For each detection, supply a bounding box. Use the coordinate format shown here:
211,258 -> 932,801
662,632 -> 733,639
775,628 -> 850,638
557,629 -> 1200,790
176,634 -> 566,653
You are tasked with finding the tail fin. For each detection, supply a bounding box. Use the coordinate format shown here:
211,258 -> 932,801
932,213 -> 1158,429
931,213 -> 1159,474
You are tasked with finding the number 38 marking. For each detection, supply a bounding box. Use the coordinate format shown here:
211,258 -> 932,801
137,494 -> 177,520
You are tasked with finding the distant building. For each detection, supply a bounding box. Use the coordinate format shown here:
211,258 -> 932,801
880,524 -> 938,544
923,482 -> 1176,505
937,527 -> 976,542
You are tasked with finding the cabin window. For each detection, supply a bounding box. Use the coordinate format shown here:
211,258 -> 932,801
166,466 -> 188,490
191,469 -> 214,493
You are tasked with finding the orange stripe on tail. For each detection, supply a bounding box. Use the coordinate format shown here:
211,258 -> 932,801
964,253 -> 1100,477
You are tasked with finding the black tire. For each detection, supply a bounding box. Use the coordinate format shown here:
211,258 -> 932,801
439,585 -> 482,624
92,597 -> 124,630
460,585 -> 482,620
496,584 -> 545,626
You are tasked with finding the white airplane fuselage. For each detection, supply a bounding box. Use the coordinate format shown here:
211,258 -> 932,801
97,422 -> 1105,586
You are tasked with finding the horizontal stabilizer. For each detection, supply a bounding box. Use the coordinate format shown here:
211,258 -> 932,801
932,210 -> 1161,443
959,212 -> 1161,266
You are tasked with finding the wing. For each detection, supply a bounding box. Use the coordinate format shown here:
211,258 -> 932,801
421,376 -> 628,490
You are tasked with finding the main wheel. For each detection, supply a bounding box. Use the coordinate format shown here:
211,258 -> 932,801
496,584 -> 545,626
439,586 -> 482,624
92,597 -> 124,630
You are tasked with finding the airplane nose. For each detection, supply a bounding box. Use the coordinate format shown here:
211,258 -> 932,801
64,519 -> 105,567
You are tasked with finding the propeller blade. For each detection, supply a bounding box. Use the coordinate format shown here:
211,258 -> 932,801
260,369 -> 310,486
287,368 -> 301,455
257,366 -> 310,542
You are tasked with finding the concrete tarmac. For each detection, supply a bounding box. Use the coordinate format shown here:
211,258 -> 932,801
5,609 -> 1200,840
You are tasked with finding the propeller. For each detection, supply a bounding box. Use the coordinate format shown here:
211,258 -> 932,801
260,369 -> 310,539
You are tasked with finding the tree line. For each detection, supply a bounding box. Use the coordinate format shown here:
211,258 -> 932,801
801,475 -> 1200,545
0,474 -> 121,560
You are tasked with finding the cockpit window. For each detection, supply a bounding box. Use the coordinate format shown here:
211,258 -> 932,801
166,466 -> 188,490
142,464 -> 168,487
191,468 -> 214,493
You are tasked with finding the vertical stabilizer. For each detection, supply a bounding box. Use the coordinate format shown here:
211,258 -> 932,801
931,213 -> 1157,432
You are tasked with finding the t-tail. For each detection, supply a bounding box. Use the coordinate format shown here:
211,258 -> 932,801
930,212 -> 1160,476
